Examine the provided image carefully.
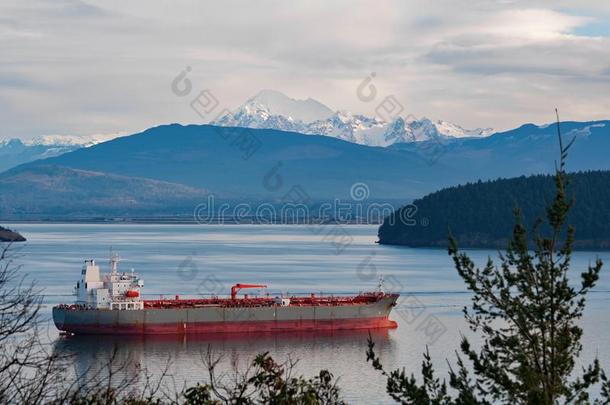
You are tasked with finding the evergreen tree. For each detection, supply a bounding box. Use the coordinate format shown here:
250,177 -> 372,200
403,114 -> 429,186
368,115 -> 610,404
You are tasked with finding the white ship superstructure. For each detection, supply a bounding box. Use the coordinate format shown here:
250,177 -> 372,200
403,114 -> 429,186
75,254 -> 144,310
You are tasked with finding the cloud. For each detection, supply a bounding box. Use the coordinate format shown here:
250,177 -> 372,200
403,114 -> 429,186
426,36 -> 610,77
0,0 -> 609,139
423,8 -> 610,77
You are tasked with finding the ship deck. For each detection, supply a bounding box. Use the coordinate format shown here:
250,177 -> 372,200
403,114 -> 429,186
142,292 -> 395,309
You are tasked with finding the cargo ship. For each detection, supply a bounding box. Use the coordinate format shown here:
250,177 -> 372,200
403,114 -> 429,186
53,255 -> 399,335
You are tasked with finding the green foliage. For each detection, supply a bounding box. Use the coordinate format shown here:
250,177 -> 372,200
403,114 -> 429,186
241,353 -> 345,405
378,170 -> 610,249
367,344 -> 453,404
369,120 -> 609,403
183,384 -> 215,404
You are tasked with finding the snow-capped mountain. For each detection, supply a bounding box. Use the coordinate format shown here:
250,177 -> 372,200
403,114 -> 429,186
0,133 -> 125,173
213,89 -> 334,133
0,90 -> 494,174
239,89 -> 334,122
25,133 -> 123,147
1,132 -> 124,149
212,90 -> 493,147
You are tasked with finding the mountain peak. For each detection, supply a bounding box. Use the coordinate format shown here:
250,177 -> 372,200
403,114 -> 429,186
244,89 -> 334,123
0,138 -> 25,148
213,89 -> 495,147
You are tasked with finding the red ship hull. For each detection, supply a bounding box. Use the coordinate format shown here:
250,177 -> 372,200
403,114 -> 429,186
54,317 -> 397,335
53,293 -> 399,335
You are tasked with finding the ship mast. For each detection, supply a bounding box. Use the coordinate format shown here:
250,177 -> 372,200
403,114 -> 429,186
110,251 -> 120,275
377,275 -> 385,293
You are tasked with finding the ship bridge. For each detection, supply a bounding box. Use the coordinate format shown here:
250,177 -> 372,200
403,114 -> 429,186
75,254 -> 144,310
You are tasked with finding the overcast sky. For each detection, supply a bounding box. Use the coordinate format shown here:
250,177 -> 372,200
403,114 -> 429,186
1,0 -> 610,140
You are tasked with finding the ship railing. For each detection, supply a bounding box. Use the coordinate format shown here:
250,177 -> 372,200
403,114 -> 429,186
141,291 -> 394,309
110,296 -> 142,303
54,303 -> 97,311
53,292 -> 396,311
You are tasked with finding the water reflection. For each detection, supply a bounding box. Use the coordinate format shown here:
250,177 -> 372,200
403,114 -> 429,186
53,328 -> 396,395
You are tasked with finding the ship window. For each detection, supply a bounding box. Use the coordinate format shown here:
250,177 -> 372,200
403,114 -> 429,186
81,269 -> 86,275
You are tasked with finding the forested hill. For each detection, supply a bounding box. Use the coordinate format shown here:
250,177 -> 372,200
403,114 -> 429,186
378,170 -> 610,250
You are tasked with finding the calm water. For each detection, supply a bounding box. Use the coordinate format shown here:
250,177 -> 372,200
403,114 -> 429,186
7,223 -> 610,404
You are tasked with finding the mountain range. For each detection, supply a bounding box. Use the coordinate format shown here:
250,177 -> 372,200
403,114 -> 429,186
0,90 -> 491,173
212,90 -> 493,147
0,120 -> 608,220
4,124 -> 439,202
0,89 -> 608,220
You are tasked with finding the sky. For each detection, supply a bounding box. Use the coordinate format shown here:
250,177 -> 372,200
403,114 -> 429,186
1,0 -> 610,140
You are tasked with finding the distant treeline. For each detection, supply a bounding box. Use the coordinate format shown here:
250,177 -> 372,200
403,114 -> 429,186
378,170 -> 610,249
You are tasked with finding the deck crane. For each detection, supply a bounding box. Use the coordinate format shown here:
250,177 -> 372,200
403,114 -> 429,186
230,283 -> 267,300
